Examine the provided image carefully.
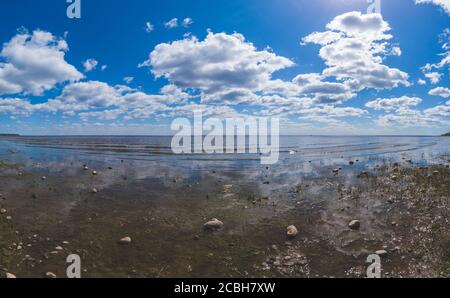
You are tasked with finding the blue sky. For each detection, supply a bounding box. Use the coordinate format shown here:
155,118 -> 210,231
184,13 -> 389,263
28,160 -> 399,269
0,0 -> 449,135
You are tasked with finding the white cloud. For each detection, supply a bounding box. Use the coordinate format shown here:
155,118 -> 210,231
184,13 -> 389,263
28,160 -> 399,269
302,12 -> 409,92
54,81 -> 121,109
299,105 -> 368,118
417,78 -> 427,85
182,18 -> 193,27
429,86 -> 450,98
424,72 -> 442,84
145,22 -> 154,33
292,73 -> 355,103
415,0 -> 450,15
83,59 -> 98,72
390,46 -> 402,56
123,77 -> 134,84
164,18 -> 178,29
424,104 -> 450,117
27,80 -> 192,120
377,112 -> 448,127
365,96 -> 422,111
325,11 -> 392,41
143,32 -> 295,100
0,29 -> 83,96
0,98 -> 35,115
422,28 -> 450,72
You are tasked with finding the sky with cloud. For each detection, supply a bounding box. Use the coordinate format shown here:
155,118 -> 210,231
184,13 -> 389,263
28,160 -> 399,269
0,0 -> 449,135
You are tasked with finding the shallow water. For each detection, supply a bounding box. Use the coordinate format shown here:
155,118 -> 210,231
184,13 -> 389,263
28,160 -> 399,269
1,136 -> 449,277
1,135 -> 449,167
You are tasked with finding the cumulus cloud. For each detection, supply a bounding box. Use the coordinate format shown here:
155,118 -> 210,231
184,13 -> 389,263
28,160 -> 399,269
365,96 -> 422,111
83,59 -> 98,72
292,73 -> 355,103
376,112 -> 448,127
299,105 -> 368,118
29,80 -> 194,120
424,103 -> 450,117
415,0 -> 450,15
302,12 -> 409,91
54,81 -> 121,109
375,98 -> 450,128
0,29 -> 83,96
429,86 -> 450,98
0,98 -> 35,115
424,72 -> 442,84
142,31 -> 295,100
417,78 -> 427,85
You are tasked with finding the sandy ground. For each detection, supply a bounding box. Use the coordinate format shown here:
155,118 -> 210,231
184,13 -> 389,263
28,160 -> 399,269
0,158 -> 449,278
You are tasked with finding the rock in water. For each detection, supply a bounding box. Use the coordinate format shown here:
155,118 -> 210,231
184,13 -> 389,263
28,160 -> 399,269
349,220 -> 361,230
119,236 -> 132,244
92,170 -> 98,176
203,218 -> 224,230
286,225 -> 298,238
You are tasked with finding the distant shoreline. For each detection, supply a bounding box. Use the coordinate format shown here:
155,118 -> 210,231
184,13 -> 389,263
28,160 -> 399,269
0,134 -> 20,137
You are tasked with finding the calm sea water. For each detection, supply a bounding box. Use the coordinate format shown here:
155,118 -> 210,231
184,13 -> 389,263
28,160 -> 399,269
0,136 -> 449,177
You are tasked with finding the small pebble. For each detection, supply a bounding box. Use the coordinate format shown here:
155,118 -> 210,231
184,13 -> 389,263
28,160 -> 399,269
46,272 -> 57,278
348,220 -> 360,230
286,225 -> 298,238
119,236 -> 132,244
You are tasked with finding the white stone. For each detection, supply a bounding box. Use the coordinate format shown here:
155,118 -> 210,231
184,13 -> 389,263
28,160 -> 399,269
287,225 -> 298,238
203,218 -> 224,230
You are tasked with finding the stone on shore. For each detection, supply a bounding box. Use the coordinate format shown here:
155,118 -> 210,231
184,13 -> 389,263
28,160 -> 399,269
349,220 -> 360,230
6,272 -> 16,278
286,225 -> 298,238
203,218 -> 224,230
119,236 -> 132,244
376,250 -> 388,257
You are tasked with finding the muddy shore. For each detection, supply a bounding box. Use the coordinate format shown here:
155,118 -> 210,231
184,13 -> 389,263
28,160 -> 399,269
1,156 -> 449,278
